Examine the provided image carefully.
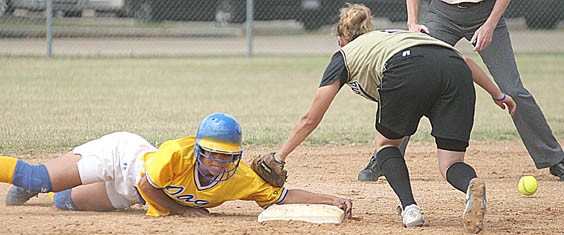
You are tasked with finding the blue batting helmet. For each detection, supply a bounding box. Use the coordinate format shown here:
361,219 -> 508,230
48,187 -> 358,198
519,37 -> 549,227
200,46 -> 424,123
195,113 -> 243,184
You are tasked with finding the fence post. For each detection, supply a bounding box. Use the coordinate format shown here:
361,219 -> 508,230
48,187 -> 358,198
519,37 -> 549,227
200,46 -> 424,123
246,0 -> 253,58
46,0 -> 53,58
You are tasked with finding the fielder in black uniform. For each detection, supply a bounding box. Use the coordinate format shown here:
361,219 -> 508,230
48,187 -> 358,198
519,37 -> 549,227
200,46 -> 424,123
257,4 -> 516,233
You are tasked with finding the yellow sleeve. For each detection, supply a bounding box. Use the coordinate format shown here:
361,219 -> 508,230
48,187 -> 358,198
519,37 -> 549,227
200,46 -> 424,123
144,140 -> 184,189
135,184 -> 171,217
140,140 -> 186,217
251,184 -> 288,208
239,165 -> 288,208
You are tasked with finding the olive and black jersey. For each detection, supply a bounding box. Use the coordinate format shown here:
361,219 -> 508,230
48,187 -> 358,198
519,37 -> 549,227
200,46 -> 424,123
319,29 -> 458,102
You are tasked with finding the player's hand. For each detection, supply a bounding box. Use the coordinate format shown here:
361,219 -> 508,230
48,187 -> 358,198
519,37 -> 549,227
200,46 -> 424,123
470,23 -> 495,51
407,23 -> 429,34
332,197 -> 353,219
180,207 -> 210,217
493,93 -> 516,116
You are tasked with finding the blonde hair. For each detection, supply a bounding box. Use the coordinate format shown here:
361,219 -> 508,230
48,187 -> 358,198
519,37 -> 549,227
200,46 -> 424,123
334,3 -> 374,43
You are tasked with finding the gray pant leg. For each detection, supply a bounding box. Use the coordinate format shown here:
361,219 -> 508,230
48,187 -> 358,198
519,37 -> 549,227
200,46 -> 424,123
424,0 -> 464,45
475,22 -> 564,168
426,0 -> 564,168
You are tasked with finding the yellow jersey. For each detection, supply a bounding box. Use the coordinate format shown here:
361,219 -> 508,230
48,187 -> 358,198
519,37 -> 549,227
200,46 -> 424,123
136,136 -> 287,216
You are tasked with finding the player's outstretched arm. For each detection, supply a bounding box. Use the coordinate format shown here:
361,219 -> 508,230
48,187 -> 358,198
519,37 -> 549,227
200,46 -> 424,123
464,56 -> 516,116
252,81 -> 340,188
276,79 -> 341,162
279,189 -> 352,218
138,175 -> 210,217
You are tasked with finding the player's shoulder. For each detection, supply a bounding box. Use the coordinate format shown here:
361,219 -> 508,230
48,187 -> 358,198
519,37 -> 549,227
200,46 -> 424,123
235,161 -> 254,176
167,136 -> 196,145
233,161 -> 264,182
159,136 -> 196,151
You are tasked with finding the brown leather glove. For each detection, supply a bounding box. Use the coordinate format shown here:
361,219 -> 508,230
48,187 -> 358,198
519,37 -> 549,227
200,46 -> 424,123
250,152 -> 287,187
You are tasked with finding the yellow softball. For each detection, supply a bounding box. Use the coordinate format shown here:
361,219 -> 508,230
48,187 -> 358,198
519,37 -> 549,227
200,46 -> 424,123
518,176 -> 538,196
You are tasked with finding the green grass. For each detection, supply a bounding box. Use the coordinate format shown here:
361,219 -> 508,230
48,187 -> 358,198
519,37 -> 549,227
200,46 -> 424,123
0,53 -> 563,152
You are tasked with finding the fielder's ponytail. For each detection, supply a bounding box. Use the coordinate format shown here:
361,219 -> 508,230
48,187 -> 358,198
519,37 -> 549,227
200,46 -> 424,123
334,3 -> 374,43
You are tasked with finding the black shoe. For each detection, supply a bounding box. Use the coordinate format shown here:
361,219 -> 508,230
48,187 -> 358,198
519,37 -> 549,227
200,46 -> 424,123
357,156 -> 383,181
549,161 -> 564,181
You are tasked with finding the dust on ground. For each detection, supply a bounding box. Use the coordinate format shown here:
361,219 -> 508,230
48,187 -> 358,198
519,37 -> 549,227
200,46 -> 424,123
1,141 -> 563,234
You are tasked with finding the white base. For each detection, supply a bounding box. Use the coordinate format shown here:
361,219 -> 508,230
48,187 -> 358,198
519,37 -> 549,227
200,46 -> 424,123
258,204 -> 344,224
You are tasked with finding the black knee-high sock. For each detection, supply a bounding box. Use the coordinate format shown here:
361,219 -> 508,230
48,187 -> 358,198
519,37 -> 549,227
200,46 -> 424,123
377,147 -> 416,209
446,162 -> 477,193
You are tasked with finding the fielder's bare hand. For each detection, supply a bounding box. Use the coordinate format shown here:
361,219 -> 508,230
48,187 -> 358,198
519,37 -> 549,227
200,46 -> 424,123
493,93 -> 516,116
471,23 -> 495,51
407,23 -> 429,34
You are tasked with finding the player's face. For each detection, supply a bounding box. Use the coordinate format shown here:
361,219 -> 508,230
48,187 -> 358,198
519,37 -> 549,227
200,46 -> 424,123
199,151 -> 238,177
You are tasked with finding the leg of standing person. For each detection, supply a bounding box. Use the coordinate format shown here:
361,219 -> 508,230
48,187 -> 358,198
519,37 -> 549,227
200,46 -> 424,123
425,0 -> 564,180
437,148 -> 486,234
374,132 -> 424,227
357,0 -> 465,182
371,46 -> 455,227
426,45 -> 486,233
466,18 -> 564,179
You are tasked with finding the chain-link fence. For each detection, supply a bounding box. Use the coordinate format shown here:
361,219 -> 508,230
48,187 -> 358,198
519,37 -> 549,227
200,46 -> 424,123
1,0 -> 563,56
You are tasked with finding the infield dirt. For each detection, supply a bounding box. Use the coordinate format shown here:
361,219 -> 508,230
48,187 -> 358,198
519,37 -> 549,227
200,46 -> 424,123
1,141 -> 563,234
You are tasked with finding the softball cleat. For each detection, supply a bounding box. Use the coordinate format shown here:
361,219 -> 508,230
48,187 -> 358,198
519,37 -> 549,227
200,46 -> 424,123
357,156 -> 383,181
5,186 -> 38,206
399,204 -> 425,227
463,178 -> 486,234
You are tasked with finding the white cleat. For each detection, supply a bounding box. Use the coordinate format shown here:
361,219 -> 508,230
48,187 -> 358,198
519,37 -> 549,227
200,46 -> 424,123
463,178 -> 487,234
399,204 -> 425,227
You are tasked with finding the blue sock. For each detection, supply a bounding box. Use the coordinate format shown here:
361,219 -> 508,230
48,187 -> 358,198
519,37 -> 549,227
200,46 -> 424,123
12,160 -> 53,193
53,189 -> 79,211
